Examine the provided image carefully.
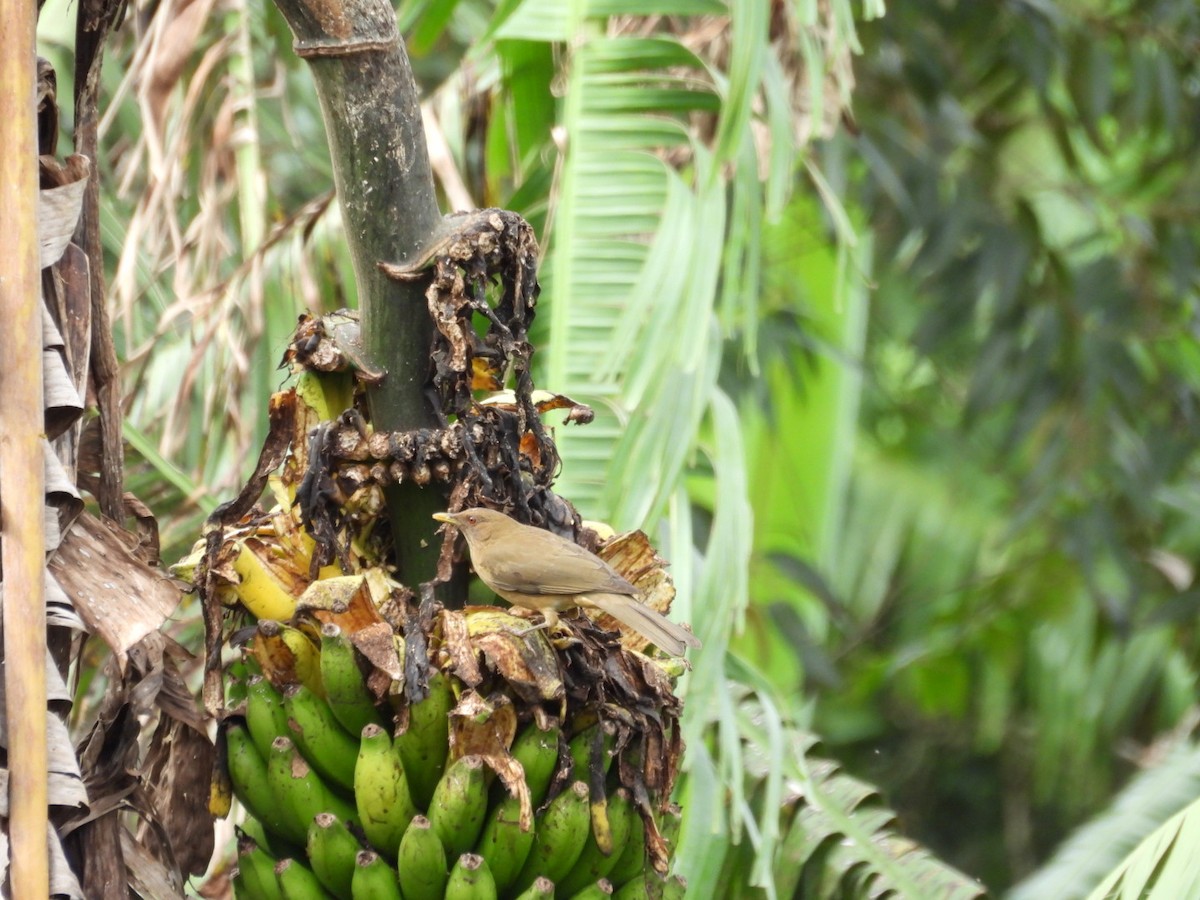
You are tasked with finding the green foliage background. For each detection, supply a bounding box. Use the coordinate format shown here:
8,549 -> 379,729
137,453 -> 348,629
36,0 -> 1200,896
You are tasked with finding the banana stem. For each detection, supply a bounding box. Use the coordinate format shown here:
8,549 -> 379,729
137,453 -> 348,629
268,0 -> 449,589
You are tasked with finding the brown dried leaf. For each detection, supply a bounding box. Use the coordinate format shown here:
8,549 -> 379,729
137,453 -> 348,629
441,609 -> 483,686
449,691 -> 531,831
593,530 -> 679,653
38,154 -> 90,268
350,621 -> 403,682
49,511 -> 182,666
465,607 -> 564,704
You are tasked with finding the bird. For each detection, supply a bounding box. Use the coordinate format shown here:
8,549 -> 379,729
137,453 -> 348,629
433,507 -> 701,656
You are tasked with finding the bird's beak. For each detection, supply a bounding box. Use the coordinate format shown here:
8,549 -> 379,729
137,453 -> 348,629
432,512 -> 455,525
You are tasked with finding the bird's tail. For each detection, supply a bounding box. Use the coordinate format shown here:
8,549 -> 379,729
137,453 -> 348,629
581,593 -> 701,657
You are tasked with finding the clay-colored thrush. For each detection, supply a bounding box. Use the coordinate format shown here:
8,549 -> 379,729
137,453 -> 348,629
433,508 -> 701,656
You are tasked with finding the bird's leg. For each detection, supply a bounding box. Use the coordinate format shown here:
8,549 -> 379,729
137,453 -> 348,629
509,607 -> 568,639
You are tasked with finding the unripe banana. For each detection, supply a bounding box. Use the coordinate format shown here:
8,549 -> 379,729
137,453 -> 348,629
349,849 -> 403,900
233,538 -> 300,622
612,875 -> 646,900
394,668 -> 454,809
558,789 -> 635,895
273,857 -> 328,900
475,793 -> 536,892
253,620 -> 323,696
513,780 -> 592,893
283,683 -> 358,791
242,817 -> 304,864
566,879 -> 614,899
235,834 -> 284,900
604,806 -> 645,889
278,622 -> 324,696
445,853 -> 498,900
319,622 -> 385,737
396,815 -> 449,900
566,721 -> 616,786
306,812 -> 359,897
428,754 -> 489,859
226,720 -> 302,845
612,873 -> 684,900
510,718 -> 561,809
511,877 -> 555,900
266,735 -> 356,842
354,723 -> 418,857
246,675 -> 292,761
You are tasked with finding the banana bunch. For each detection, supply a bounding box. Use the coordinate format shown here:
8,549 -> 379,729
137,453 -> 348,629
189,369 -> 689,898
224,635 -> 683,899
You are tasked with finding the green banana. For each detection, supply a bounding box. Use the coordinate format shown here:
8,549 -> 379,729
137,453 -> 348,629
513,780 -> 592,893
266,735 -> 356,842
241,817 -> 304,864
428,754 -> 489,859
511,877 -> 555,900
245,676 -> 290,772
278,622 -> 325,697
612,873 -> 685,900
558,789 -> 635,895
567,722 -> 616,786
396,815 -> 449,900
273,857 -> 329,900
475,792 -> 537,892
568,722 -> 618,854
445,853 -> 498,900
510,718 -> 561,809
283,682 -> 359,791
306,812 -> 359,898
659,804 -> 682,848
394,668 -> 454,809
349,849 -> 403,900
319,622 -> 385,737
566,880 -> 614,899
227,720 -> 303,845
234,834 -> 284,900
612,875 -> 646,900
354,723 -> 418,857
605,807 -> 645,889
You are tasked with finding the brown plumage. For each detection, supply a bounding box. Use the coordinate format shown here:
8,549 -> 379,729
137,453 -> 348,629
433,508 -> 701,656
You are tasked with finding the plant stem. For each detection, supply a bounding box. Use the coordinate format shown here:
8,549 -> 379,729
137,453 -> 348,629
269,0 -> 449,587
0,21 -> 50,897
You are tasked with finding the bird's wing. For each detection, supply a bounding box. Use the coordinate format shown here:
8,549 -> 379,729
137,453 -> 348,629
482,537 -> 638,596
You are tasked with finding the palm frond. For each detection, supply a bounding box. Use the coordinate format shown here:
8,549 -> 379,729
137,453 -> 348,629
1012,738 -> 1200,900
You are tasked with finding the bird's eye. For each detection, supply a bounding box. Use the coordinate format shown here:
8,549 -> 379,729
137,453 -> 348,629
467,515 -> 477,525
